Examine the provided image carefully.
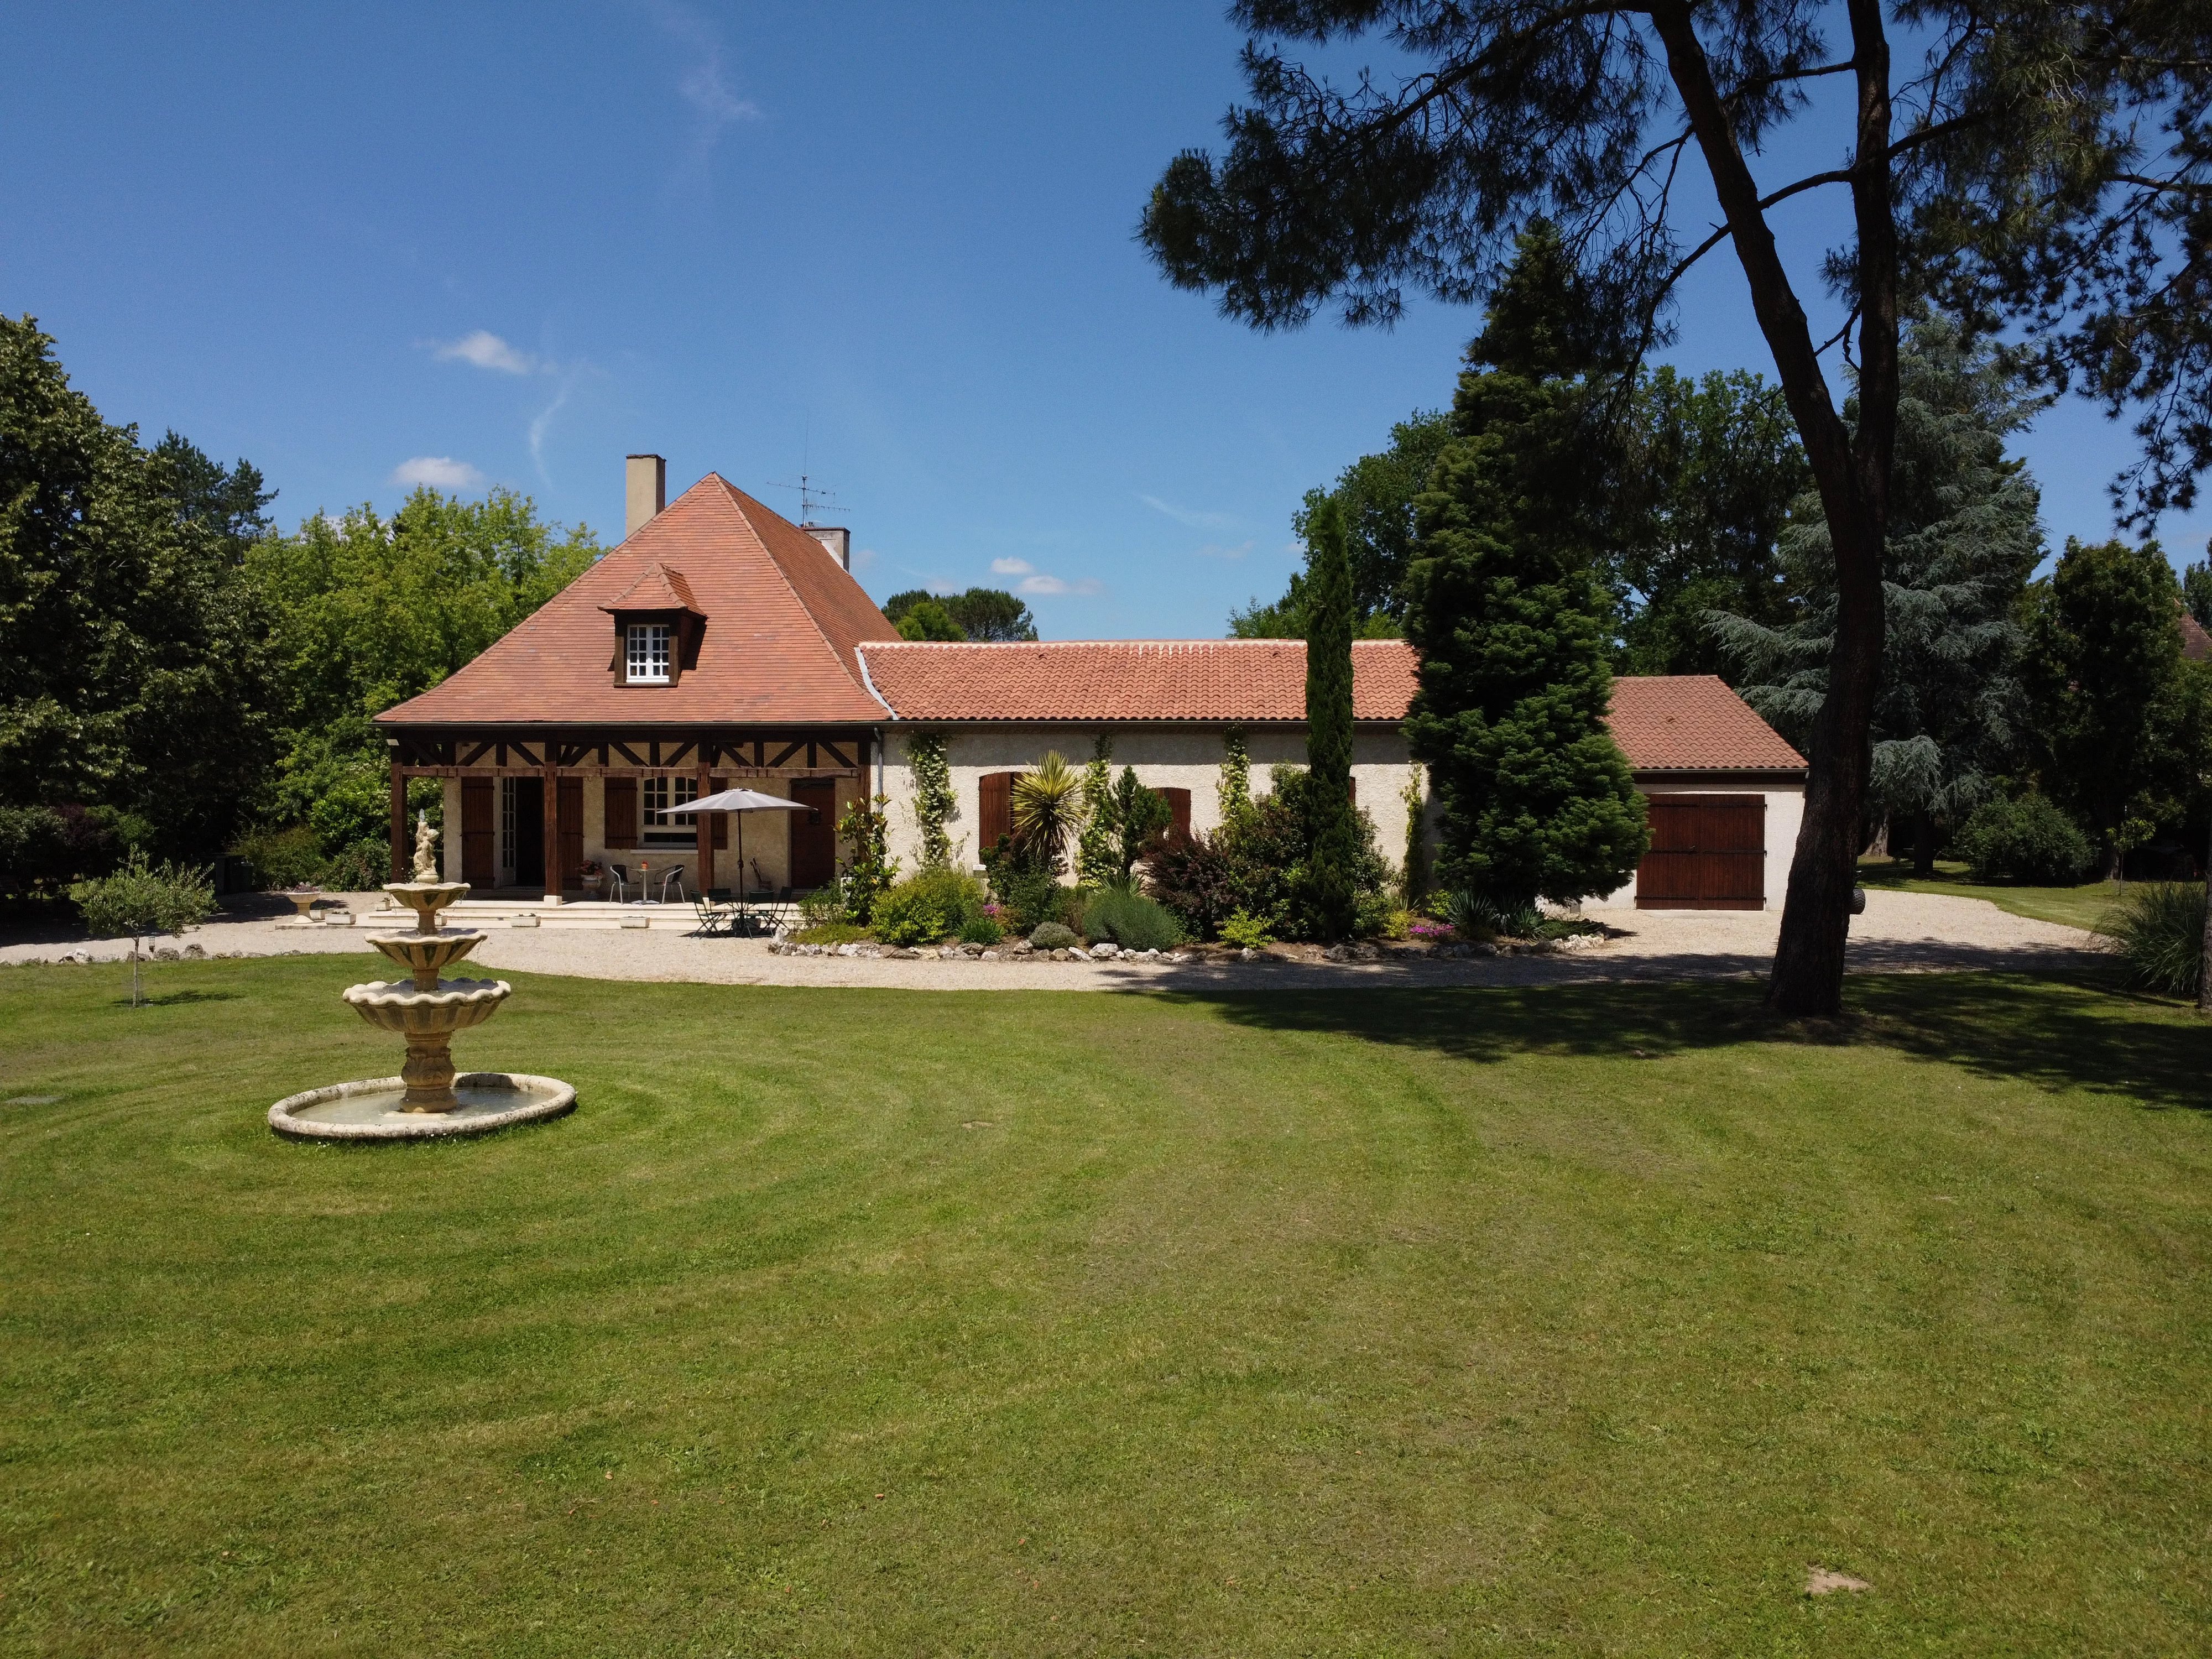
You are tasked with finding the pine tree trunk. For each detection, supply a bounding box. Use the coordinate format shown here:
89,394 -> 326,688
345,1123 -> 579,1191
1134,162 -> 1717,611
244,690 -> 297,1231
1767,510 -> 1885,1016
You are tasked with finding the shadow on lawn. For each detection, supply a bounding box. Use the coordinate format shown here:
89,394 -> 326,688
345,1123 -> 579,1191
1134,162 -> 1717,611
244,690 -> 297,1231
1171,972 -> 2211,1115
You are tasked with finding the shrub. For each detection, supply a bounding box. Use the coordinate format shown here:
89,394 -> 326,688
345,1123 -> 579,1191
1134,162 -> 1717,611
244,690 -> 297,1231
836,796 -> 898,924
1082,884 -> 1184,952
796,886 -> 847,928
958,912 -> 1003,945
872,866 -> 988,947
1953,794 -> 2097,885
983,836 -> 1066,931
0,804 -> 121,901
233,823 -> 326,889
69,853 -> 217,1005
1146,828 -> 1240,940
1446,890 -> 1542,941
791,921 -> 871,946
320,839 -> 389,893
1219,910 -> 1275,950
2096,881 -> 2206,998
1029,921 -> 1079,951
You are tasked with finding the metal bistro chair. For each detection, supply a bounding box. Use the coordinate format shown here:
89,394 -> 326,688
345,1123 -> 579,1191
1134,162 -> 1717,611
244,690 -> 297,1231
654,864 -> 686,904
603,863 -> 629,904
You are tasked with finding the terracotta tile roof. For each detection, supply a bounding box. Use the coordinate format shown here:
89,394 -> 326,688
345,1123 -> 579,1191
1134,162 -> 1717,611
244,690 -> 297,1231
377,474 -> 898,728
602,564 -> 699,614
1604,674 -> 1807,771
861,643 -> 1802,773
2183,610 -> 2211,662
858,638 -> 1420,723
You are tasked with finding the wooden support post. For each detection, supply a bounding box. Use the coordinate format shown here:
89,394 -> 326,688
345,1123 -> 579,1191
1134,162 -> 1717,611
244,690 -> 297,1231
695,759 -> 713,895
389,760 -> 408,881
542,761 -> 560,902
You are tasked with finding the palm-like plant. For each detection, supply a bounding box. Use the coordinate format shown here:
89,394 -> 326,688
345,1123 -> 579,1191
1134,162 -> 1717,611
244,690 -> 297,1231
1011,751 -> 1084,875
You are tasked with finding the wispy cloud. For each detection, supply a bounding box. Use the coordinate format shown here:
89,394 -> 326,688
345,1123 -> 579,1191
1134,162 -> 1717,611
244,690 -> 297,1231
990,557 -> 1035,576
1018,573 -> 1104,597
392,456 -> 484,489
431,330 -> 539,374
1141,494 -> 1240,532
528,373 -> 578,481
647,0 -> 762,165
1196,540 -> 1256,560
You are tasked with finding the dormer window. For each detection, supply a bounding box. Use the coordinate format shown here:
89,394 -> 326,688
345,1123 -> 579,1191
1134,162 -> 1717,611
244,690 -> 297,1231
603,563 -> 705,687
626,623 -> 672,684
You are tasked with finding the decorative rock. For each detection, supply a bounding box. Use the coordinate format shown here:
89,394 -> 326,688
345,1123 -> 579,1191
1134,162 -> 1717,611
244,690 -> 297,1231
960,942 -> 984,957
1050,948 -> 1072,961
938,945 -> 958,959
182,943 -> 206,959
1090,942 -> 1118,959
836,943 -> 858,956
979,949 -> 1001,961
855,945 -> 884,958
1239,947 -> 1261,962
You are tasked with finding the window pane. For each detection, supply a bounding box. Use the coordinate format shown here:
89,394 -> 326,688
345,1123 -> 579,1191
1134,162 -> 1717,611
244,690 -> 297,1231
627,623 -> 671,683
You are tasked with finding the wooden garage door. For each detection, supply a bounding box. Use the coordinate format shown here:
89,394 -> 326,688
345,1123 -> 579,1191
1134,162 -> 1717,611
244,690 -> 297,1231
1636,794 -> 1766,910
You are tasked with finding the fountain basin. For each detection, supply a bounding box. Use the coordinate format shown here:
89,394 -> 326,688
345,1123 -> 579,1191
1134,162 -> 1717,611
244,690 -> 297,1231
366,930 -> 493,985
269,1072 -> 576,1141
342,977 -> 509,1035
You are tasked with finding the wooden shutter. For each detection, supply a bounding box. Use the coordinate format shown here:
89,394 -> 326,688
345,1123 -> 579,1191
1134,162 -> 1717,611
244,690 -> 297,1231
709,776 -> 727,849
603,776 -> 638,849
460,777 -> 495,888
979,771 -> 1018,852
1158,787 -> 1192,839
1635,794 -> 1766,910
556,777 -> 585,889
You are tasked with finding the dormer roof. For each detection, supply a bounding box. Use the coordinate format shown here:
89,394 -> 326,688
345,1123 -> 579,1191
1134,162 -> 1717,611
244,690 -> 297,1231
600,564 -> 700,615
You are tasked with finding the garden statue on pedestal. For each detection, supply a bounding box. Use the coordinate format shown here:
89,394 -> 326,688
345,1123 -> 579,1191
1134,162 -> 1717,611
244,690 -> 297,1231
413,812 -> 439,881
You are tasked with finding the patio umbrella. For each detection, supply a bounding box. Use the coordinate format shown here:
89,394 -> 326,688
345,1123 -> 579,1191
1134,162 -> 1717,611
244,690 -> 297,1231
681,787 -> 815,901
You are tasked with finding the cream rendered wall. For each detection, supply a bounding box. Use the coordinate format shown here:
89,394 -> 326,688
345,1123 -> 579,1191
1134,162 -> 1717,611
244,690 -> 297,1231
1592,782 -> 1807,910
876,725 -> 1426,875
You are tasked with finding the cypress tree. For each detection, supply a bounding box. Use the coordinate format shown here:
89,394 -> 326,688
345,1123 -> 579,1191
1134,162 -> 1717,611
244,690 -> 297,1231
1402,225 -> 1647,909
1300,495 -> 1361,940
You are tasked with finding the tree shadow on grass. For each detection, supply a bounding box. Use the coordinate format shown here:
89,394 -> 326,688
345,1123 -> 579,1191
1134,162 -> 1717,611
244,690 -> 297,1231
109,990 -> 243,1009
1163,971 -> 2210,1115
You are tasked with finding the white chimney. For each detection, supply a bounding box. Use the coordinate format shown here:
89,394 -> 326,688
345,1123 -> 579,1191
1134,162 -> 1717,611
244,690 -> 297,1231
625,454 -> 666,538
806,525 -> 851,571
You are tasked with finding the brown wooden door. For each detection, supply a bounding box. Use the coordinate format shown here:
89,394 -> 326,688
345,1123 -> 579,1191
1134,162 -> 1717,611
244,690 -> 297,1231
460,777 -> 495,888
602,776 -> 638,849
1158,787 -> 1192,839
1636,794 -> 1765,909
556,777 -> 585,891
978,771 -> 1018,853
790,778 -> 838,890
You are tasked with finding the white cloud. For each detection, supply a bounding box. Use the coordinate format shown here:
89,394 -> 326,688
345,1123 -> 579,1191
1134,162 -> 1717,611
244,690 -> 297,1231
1141,494 -> 1240,532
1196,540 -> 1256,560
528,373 -> 577,480
851,545 -> 879,571
392,456 -> 484,489
990,557 -> 1035,576
1018,573 -> 1103,597
648,0 -> 762,160
432,330 -> 538,374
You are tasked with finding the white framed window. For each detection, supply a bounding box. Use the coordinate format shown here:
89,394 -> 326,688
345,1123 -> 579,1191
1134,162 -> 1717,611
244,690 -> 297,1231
642,774 -> 699,845
626,622 -> 672,684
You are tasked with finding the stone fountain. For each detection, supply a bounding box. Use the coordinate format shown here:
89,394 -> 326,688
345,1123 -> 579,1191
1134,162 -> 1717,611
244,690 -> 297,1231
268,817 -> 574,1141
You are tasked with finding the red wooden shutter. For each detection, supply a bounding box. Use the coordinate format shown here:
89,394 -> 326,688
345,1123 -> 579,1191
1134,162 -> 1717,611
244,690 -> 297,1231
603,777 -> 638,849
709,776 -> 727,849
556,778 -> 585,889
979,771 -> 1018,852
460,777 -> 495,887
1158,787 -> 1192,839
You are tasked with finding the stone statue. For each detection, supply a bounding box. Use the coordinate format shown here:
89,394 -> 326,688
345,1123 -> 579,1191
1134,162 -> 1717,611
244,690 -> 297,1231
412,811 -> 440,881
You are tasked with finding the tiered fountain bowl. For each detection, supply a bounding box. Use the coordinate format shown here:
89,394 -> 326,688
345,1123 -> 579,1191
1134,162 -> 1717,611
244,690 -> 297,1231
268,881 -> 575,1141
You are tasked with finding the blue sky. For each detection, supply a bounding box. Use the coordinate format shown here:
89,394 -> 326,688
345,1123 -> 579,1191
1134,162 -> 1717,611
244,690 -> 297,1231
4,2 -> 2202,638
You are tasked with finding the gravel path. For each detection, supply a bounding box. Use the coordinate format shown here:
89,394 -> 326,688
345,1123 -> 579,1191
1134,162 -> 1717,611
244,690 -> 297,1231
1,889 -> 2100,990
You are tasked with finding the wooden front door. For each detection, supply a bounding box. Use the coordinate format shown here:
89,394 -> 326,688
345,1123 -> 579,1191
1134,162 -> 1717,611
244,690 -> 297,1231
978,771 -> 1019,854
512,778 -> 545,888
460,777 -> 495,888
1636,794 -> 1766,910
556,777 -> 585,891
790,778 -> 838,890
1158,787 -> 1192,839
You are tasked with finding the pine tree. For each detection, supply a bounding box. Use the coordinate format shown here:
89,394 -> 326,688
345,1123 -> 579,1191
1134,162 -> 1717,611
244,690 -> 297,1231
1298,496 -> 1361,939
1401,226 -> 1647,909
1711,310 -> 2044,873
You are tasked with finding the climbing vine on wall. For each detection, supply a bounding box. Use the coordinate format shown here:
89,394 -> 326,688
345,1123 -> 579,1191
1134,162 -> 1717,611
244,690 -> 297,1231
910,731 -> 956,868
1218,726 -> 1253,826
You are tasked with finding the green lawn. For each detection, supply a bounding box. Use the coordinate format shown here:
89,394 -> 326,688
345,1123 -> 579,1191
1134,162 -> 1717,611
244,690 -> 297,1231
3,958 -> 2209,1656
1858,857 -> 2122,932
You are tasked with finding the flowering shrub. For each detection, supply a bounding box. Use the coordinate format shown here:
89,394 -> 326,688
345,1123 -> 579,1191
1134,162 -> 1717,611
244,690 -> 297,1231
1408,918 -> 1454,942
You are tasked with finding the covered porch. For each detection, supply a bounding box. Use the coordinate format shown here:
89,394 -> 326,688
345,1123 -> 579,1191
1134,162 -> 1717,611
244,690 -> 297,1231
383,726 -> 875,904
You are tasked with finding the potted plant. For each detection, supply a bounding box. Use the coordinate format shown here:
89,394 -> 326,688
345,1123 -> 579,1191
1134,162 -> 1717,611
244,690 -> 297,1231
579,859 -> 605,898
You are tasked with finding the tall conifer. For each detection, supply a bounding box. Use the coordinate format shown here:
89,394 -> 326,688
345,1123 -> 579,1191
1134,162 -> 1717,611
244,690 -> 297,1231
1300,495 -> 1360,939
1402,226 -> 1647,909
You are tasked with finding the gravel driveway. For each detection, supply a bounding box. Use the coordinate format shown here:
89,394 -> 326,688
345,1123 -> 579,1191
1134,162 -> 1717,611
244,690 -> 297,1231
1,888 -> 2100,990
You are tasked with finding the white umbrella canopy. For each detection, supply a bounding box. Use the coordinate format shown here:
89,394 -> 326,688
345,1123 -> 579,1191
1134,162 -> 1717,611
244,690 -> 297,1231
677,789 -> 815,901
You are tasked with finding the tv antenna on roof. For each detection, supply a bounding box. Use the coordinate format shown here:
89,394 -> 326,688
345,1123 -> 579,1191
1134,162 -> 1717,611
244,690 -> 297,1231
766,472 -> 841,525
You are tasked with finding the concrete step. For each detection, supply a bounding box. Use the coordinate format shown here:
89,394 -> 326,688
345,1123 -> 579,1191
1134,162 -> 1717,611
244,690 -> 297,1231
361,900 -> 709,932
